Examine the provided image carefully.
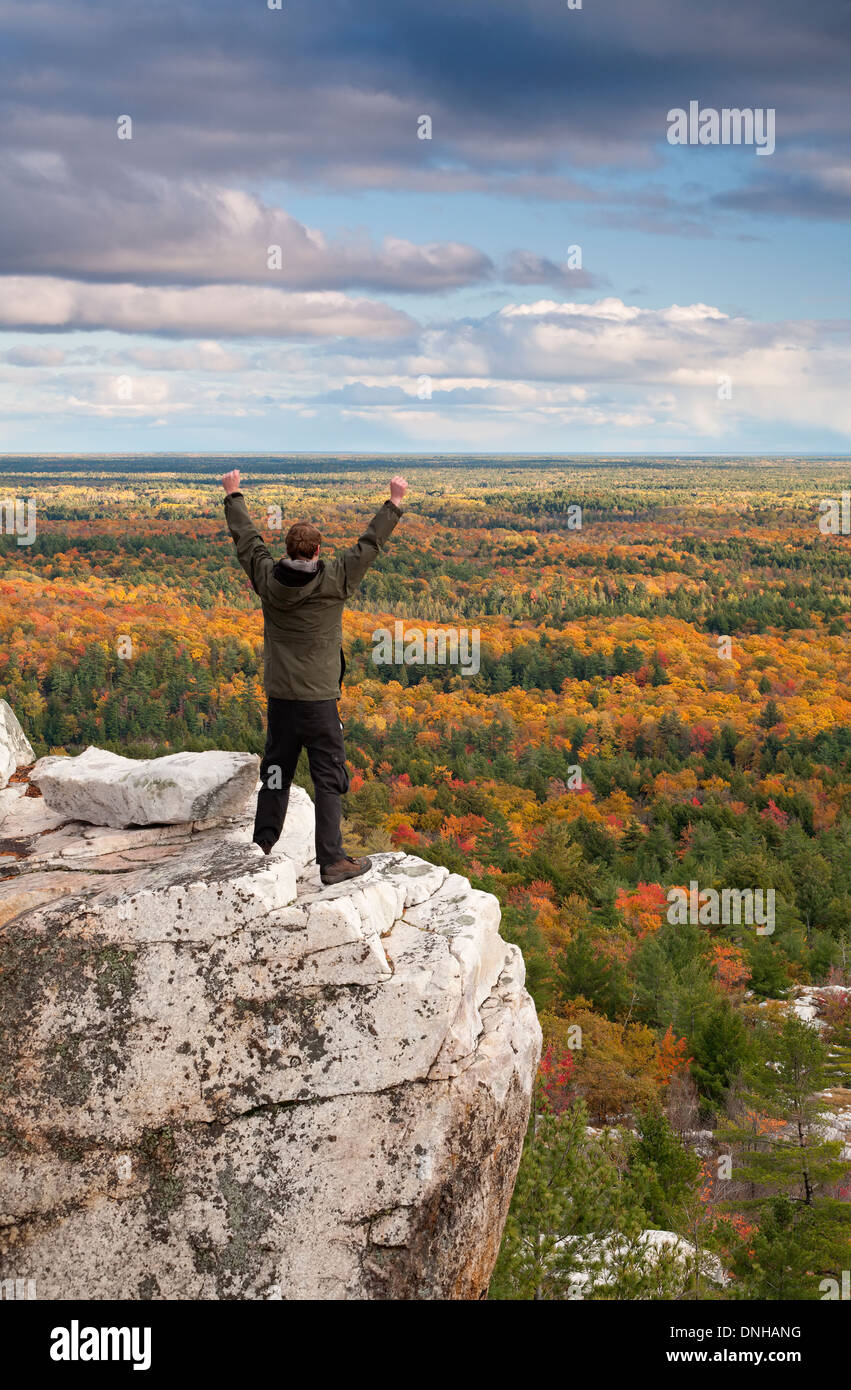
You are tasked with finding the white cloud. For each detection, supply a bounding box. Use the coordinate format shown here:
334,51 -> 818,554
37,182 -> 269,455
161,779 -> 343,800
0,295 -> 848,442
121,341 -> 250,372
0,278 -> 416,339
1,344 -> 66,366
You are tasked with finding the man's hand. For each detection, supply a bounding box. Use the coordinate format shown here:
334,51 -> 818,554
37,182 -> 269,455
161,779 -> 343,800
222,469 -> 241,495
390,474 -> 408,507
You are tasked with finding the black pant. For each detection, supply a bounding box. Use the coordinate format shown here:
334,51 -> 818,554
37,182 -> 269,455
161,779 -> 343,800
254,698 -> 350,867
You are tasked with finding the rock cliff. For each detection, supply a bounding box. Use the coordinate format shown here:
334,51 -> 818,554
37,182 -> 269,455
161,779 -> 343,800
0,755 -> 541,1300
0,700 -> 34,789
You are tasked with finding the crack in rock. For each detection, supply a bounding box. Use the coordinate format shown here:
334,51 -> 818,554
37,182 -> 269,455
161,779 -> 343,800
0,771 -> 541,1299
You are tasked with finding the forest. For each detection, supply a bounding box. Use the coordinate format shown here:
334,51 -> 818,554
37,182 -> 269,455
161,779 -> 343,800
1,454 -> 849,1299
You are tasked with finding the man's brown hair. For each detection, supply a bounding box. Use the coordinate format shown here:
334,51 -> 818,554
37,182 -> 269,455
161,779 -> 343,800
285,521 -> 322,560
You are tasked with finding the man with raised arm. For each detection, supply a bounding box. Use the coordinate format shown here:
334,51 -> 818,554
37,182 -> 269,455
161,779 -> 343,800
222,469 -> 408,885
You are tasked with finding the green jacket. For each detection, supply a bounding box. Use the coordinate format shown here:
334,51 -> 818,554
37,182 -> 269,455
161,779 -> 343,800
224,491 -> 403,701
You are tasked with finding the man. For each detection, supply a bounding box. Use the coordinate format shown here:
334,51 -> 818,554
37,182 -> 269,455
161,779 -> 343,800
222,469 -> 407,885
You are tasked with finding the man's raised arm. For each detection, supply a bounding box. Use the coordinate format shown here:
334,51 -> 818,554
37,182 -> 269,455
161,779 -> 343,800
222,469 -> 276,598
328,475 -> 408,598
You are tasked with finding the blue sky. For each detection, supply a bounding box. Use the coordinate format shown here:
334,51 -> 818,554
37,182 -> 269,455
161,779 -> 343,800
0,0 -> 849,453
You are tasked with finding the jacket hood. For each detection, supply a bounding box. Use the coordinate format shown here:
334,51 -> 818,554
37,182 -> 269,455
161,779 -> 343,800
268,556 -> 327,604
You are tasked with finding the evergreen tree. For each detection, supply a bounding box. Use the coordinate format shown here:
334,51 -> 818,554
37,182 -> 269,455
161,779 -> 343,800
628,1105 -> 702,1229
720,1014 -> 851,1300
691,1003 -> 750,1111
489,1100 -> 645,1300
556,926 -> 629,1019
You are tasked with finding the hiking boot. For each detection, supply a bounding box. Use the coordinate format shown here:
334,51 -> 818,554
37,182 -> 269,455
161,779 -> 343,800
320,855 -> 372,887
253,835 -> 276,856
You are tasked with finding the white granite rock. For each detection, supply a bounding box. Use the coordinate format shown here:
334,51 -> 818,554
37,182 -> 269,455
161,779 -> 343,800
0,785 -> 73,839
0,772 -> 541,1300
0,700 -> 34,789
789,984 -> 849,1029
31,746 -> 260,828
563,1230 -> 728,1293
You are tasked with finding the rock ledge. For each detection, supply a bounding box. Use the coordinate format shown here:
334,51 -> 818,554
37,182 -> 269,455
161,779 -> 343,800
31,746 -> 260,828
0,769 -> 540,1300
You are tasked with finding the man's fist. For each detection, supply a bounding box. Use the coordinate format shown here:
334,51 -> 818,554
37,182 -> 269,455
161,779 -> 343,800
222,470 -> 241,495
390,474 -> 408,507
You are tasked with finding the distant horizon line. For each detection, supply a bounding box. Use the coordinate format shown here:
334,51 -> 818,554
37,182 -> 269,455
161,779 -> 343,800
1,452 -> 849,461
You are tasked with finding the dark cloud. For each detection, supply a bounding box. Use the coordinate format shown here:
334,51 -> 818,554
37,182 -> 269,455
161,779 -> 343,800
715,170 -> 851,221
0,165 -> 494,290
501,250 -> 605,291
0,0 -> 847,277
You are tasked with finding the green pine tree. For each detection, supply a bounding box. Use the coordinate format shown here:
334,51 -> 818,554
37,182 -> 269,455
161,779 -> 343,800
719,1013 -> 851,1300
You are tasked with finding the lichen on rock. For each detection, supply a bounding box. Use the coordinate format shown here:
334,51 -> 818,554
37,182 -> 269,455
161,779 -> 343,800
0,746 -> 540,1300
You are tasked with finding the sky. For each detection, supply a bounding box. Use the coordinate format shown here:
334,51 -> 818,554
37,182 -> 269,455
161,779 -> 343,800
0,0 -> 849,454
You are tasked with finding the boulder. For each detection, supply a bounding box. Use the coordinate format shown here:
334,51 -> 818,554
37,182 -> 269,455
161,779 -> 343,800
0,779 -> 540,1300
0,700 -> 34,789
30,746 -> 260,828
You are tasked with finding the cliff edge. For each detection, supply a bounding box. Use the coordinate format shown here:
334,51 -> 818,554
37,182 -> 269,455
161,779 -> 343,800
0,749 -> 541,1300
